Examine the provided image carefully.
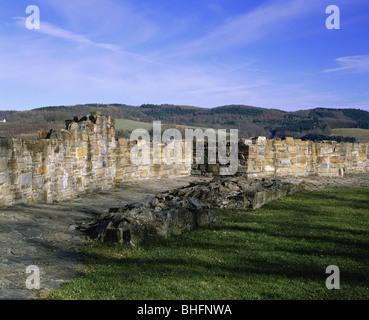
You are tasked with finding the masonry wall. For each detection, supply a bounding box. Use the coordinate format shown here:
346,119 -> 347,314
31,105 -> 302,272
193,136 -> 369,178
115,138 -> 190,182
0,113 -> 115,206
1,112 -> 369,207
0,112 -> 191,206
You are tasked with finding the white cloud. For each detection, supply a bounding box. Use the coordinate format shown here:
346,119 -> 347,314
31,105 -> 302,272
13,17 -> 157,65
36,0 -> 159,47
324,55 -> 369,73
15,17 -> 120,52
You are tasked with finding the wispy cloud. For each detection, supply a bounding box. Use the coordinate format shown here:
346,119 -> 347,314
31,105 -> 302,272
39,22 -> 121,51
14,17 -> 158,64
324,55 -> 369,73
36,0 -> 159,47
15,17 -> 119,50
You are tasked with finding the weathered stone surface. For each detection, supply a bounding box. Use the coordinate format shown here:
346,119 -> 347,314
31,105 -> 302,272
2,112 -> 368,208
193,138 -> 369,179
81,175 -> 311,246
0,113 -> 192,207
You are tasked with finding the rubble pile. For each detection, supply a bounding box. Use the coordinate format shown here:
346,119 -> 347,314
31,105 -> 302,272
81,177 -> 302,246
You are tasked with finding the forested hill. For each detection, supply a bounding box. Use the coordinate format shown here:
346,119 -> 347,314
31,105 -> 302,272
1,104 -> 369,141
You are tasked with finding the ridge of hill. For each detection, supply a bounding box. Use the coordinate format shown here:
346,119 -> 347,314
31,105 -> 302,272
1,104 -> 368,141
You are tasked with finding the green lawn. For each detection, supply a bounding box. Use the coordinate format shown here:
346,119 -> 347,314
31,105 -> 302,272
48,188 -> 369,300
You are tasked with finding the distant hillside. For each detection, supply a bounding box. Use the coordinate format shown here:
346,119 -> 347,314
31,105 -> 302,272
1,104 -> 368,141
331,128 -> 369,143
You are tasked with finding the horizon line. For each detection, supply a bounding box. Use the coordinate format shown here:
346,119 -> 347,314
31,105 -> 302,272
1,102 -> 369,114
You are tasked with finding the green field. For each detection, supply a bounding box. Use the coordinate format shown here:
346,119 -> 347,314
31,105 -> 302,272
115,118 -> 213,133
331,128 -> 369,143
47,187 -> 369,300
115,119 -> 153,131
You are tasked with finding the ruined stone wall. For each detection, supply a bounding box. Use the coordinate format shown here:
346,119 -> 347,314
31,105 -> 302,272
115,138 -> 190,183
193,136 -> 369,178
0,112 -> 117,206
1,111 -> 369,207
0,112 -> 191,206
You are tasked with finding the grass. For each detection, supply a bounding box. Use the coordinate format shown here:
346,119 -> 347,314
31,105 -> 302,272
114,118 -> 214,133
331,128 -> 369,143
48,188 -> 369,300
115,119 -> 153,131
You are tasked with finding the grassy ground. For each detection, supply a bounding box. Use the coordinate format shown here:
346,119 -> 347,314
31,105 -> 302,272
115,119 -> 153,131
331,128 -> 369,143
48,188 -> 369,300
114,118 -> 213,133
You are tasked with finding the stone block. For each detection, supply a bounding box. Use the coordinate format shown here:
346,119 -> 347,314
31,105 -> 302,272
1,186 -> 10,196
277,152 -> 289,158
297,156 -> 307,164
0,172 -> 8,185
23,140 -> 46,153
264,165 -> 275,172
7,159 -> 17,170
275,146 -> 287,152
285,137 -> 294,145
279,159 -> 291,165
273,139 -> 284,146
265,152 -> 274,159
295,140 -> 309,146
77,147 -> 87,157
96,169 -> 106,175
275,167 -> 292,175
0,158 -> 7,171
137,166 -> 150,172
21,172 -> 32,188
38,165 -> 49,174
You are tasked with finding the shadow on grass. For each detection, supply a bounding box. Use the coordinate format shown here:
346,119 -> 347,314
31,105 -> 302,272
82,247 -> 369,290
52,187 -> 369,299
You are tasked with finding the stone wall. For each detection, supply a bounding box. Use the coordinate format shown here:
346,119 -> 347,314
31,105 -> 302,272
115,138 -> 190,182
0,112 -> 190,206
1,112 -> 369,207
0,112 -> 116,206
193,136 -> 369,178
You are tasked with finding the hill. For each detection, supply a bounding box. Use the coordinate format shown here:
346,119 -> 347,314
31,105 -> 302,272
0,104 -> 368,141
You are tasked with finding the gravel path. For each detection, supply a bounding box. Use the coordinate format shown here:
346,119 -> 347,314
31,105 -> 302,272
0,176 -> 208,300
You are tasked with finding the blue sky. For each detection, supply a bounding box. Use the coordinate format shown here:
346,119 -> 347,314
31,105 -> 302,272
0,0 -> 368,111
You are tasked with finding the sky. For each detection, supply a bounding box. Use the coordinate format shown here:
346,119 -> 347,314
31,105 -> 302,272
0,0 -> 369,112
